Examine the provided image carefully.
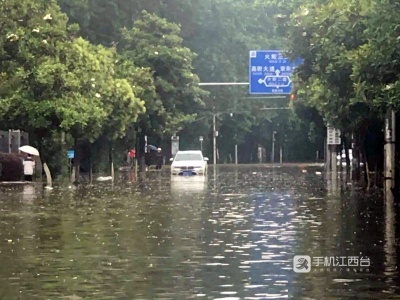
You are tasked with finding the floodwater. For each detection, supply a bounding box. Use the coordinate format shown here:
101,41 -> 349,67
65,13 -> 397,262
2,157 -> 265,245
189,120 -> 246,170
0,165 -> 399,299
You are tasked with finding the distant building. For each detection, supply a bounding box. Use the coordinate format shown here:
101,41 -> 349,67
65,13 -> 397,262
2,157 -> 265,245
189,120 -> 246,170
0,130 -> 29,153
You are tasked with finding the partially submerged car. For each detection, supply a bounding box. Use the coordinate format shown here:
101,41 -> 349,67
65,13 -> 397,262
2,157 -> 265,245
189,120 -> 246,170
170,150 -> 208,176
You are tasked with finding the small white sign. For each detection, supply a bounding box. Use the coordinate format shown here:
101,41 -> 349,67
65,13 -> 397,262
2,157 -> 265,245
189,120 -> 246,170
327,127 -> 341,145
171,136 -> 179,156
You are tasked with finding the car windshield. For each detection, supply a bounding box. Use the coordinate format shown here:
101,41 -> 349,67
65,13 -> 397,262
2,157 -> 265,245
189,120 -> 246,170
174,153 -> 203,161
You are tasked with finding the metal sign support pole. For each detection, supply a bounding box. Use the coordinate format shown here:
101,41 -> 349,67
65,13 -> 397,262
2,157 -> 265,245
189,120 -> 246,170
213,112 -> 217,166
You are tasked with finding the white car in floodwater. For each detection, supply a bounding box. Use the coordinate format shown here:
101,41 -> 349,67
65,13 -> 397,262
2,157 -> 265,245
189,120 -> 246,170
170,150 -> 208,176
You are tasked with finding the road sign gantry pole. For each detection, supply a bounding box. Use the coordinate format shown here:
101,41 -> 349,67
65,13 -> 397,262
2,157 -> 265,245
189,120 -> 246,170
197,50 -> 301,167
198,83 -> 291,167
198,82 -> 249,86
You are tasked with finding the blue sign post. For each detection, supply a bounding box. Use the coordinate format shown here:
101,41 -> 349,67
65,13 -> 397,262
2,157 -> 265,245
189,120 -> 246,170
249,50 -> 301,95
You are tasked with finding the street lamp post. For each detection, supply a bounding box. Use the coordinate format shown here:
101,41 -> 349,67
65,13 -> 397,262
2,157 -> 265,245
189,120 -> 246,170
199,136 -> 203,152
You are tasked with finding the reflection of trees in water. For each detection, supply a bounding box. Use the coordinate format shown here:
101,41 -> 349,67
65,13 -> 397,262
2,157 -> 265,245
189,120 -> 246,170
249,193 -> 295,297
167,178 -> 207,296
384,195 -> 397,293
197,191 -> 252,298
0,186 -> 65,299
214,166 -> 326,198
292,182 -> 400,298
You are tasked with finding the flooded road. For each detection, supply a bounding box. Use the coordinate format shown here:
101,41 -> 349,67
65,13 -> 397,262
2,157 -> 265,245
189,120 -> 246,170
0,165 -> 399,299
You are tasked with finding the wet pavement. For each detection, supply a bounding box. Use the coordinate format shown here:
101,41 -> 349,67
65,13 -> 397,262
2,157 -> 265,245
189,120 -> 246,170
0,165 -> 399,299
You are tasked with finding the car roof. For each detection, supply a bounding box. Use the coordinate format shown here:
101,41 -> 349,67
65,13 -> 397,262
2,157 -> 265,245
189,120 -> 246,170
176,150 -> 202,154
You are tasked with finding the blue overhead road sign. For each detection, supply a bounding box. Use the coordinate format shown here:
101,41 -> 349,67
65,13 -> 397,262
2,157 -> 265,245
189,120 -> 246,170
249,50 -> 302,95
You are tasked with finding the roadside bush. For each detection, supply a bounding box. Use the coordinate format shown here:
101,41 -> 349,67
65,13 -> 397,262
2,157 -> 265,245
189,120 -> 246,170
0,153 -> 23,181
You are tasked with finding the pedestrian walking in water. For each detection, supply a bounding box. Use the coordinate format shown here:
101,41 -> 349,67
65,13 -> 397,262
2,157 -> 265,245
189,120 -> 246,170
23,155 -> 35,181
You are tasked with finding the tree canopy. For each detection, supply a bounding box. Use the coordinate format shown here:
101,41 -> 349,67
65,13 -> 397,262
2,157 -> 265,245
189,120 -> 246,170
2,0 -> 398,175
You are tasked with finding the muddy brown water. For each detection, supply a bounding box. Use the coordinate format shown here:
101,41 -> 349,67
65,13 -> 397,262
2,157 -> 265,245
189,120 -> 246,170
0,165 -> 399,299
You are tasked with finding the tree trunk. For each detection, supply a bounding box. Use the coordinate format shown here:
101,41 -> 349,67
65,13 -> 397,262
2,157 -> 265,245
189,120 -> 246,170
43,163 -> 52,187
60,131 -> 69,180
73,138 -> 80,183
352,132 -> 361,181
374,160 -> 378,187
362,141 -> 370,189
136,129 -> 146,173
365,156 -> 371,190
342,133 -> 350,171
109,141 -> 114,183
359,122 -> 370,187
89,143 -> 93,184
35,136 -> 44,182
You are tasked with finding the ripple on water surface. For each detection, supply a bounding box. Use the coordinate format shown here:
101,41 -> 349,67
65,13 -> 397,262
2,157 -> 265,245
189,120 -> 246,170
0,167 -> 399,299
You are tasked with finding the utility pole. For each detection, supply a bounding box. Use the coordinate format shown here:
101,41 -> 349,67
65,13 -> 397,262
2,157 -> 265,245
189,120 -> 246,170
384,109 -> 396,199
199,136 -> 203,152
213,110 -> 217,166
235,144 -> 238,164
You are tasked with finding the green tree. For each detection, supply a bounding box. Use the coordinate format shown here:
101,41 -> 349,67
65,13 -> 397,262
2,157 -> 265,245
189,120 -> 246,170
0,0 -> 146,179
57,0 -> 201,46
120,11 -> 206,140
351,0 -> 400,111
279,0 -> 393,184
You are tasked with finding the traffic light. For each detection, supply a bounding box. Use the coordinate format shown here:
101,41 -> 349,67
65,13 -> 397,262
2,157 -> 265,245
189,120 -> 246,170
289,93 -> 295,101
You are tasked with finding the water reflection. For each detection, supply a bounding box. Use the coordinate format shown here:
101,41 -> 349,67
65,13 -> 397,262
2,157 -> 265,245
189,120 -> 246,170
384,194 -> 396,293
0,167 -> 399,299
170,176 -> 207,194
22,184 -> 36,203
200,190 -> 296,299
